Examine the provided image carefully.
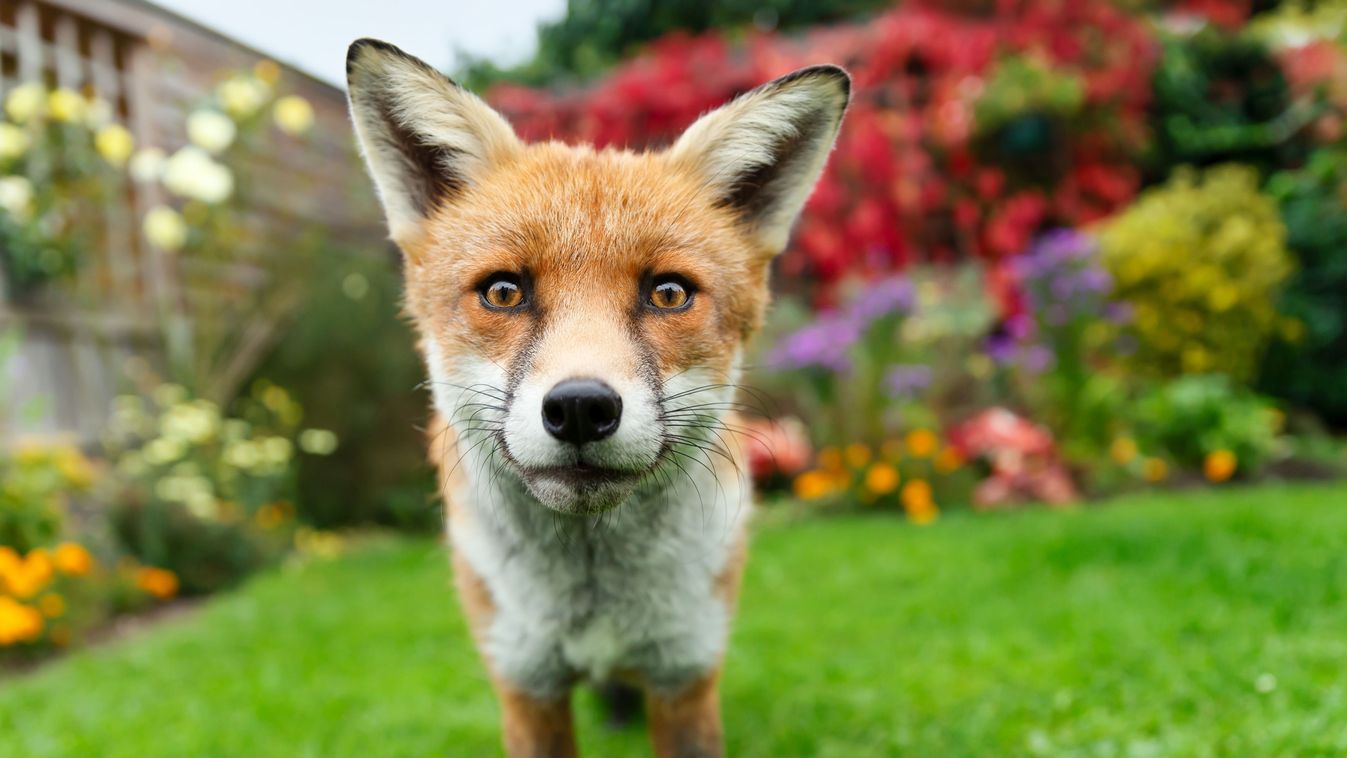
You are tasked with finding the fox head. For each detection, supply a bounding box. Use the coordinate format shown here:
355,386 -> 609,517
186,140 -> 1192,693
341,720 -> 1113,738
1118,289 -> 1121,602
347,39 -> 848,514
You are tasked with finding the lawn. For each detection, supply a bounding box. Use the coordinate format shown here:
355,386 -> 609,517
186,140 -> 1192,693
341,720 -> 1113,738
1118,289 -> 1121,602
4,483 -> 1347,756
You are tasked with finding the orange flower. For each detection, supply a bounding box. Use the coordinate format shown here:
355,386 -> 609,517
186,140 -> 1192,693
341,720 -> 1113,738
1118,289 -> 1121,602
844,443 -> 871,469
0,548 -> 53,598
135,567 -> 180,600
1109,437 -> 1138,465
0,596 -> 44,645
935,447 -> 964,473
53,542 -> 94,576
905,429 -> 939,458
1204,450 -> 1238,483
906,500 -> 939,525
901,479 -> 933,511
1143,457 -> 1168,483
864,463 -> 900,496
816,447 -> 843,472
793,470 -> 836,501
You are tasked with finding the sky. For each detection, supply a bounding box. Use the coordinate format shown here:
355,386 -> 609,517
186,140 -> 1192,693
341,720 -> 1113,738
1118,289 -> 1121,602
151,0 -> 567,87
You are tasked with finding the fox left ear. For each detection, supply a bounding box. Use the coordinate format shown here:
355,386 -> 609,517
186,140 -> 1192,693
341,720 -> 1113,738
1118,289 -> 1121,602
346,38 -> 521,248
670,65 -> 850,254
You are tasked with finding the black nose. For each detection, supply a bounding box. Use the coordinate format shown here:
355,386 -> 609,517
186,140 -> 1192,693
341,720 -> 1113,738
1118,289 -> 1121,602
541,379 -> 622,444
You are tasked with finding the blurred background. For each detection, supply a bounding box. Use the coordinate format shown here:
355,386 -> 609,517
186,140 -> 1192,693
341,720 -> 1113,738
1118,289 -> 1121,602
2,0 -> 1347,754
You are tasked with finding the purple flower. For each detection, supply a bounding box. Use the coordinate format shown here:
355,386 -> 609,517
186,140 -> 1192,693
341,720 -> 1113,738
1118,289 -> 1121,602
768,314 -> 858,373
985,332 -> 1018,365
1022,345 -> 1056,374
885,364 -> 933,399
1105,301 -> 1134,325
848,276 -> 915,324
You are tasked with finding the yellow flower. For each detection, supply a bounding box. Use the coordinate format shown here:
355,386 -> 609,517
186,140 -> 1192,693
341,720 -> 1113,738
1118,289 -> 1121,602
47,88 -> 86,122
143,205 -> 188,252
163,145 -> 234,203
95,123 -> 135,166
53,543 -> 94,576
39,593 -> 66,618
217,75 -> 272,117
1143,457 -> 1168,483
844,443 -> 871,469
1110,437 -> 1138,466
186,109 -> 237,154
135,567 -> 180,600
906,429 -> 938,458
793,469 -> 836,501
1204,450 -> 1238,483
273,95 -> 314,135
0,596 -> 44,645
56,447 -> 95,489
906,501 -> 939,525
864,463 -> 900,496
0,123 -> 30,160
253,60 -> 283,85
5,83 -> 45,123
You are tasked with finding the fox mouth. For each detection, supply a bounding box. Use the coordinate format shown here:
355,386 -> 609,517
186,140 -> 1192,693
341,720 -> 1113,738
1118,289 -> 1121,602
526,462 -> 642,488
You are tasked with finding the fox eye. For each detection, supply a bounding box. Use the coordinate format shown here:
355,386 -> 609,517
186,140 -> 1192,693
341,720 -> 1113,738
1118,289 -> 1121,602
479,274 -> 525,310
648,277 -> 692,311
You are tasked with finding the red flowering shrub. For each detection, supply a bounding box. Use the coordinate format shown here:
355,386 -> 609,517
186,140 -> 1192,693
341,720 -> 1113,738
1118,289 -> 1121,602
489,0 -> 1159,297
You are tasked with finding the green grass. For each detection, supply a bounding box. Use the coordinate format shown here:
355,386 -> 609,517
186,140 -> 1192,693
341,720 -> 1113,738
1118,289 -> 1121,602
4,483 -> 1347,756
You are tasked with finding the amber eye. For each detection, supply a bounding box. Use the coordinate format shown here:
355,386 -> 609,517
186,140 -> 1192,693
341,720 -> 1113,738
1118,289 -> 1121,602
648,278 -> 692,311
479,274 -> 525,310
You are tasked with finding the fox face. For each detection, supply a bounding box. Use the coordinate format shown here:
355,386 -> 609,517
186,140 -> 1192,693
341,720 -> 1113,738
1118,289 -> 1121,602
347,40 -> 848,514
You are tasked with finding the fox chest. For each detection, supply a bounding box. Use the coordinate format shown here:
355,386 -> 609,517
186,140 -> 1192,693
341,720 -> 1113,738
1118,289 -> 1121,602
450,497 -> 742,697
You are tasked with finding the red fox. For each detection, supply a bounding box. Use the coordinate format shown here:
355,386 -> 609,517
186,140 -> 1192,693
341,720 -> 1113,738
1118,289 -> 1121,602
346,38 -> 848,757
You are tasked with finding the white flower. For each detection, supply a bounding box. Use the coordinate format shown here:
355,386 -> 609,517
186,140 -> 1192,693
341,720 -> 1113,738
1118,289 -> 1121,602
0,123 -> 30,161
186,109 -> 237,154
5,83 -> 45,123
162,146 -> 233,204
143,205 -> 188,252
0,175 -> 34,219
84,97 -> 115,128
129,147 -> 167,183
273,95 -> 314,135
216,75 -> 271,118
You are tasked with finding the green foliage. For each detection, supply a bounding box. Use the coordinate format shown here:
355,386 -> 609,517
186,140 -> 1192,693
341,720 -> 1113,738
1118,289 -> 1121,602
459,0 -> 890,89
1133,374 -> 1282,472
250,251 -> 436,531
1261,146 -> 1347,424
1149,27 -> 1312,177
0,445 -> 91,553
1099,164 -> 1294,380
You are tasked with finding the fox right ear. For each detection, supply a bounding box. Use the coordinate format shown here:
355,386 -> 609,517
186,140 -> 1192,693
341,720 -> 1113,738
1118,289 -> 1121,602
346,39 -> 520,246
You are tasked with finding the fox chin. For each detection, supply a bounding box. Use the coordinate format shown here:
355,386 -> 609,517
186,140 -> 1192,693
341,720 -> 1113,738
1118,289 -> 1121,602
346,37 -> 849,757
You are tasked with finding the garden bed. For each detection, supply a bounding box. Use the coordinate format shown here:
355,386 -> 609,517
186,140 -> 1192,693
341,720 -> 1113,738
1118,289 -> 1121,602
4,482 -> 1346,756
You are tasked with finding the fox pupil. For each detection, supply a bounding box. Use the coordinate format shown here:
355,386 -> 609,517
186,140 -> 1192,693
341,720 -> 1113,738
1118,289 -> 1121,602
651,281 -> 689,310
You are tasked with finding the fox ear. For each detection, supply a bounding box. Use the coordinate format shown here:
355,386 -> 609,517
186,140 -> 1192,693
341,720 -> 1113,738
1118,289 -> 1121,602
670,65 -> 850,254
346,38 -> 520,245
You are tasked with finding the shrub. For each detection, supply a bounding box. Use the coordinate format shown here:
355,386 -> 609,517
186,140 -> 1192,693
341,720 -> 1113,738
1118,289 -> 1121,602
1260,146 -> 1347,425
0,442 -> 94,553
1132,374 -> 1283,477
104,382 -> 333,594
1099,164 -> 1293,380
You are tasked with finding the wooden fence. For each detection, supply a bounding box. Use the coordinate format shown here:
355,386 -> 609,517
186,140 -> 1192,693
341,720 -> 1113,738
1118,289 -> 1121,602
0,0 -> 384,440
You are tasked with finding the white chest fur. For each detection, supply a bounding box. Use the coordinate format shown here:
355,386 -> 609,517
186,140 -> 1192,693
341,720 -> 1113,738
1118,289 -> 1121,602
448,448 -> 750,697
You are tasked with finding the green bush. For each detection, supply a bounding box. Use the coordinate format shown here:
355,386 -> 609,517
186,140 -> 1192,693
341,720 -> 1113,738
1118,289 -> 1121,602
1099,164 -> 1294,380
250,251 -> 436,531
1133,374 -> 1282,475
1148,27 -> 1310,178
1261,147 -> 1347,425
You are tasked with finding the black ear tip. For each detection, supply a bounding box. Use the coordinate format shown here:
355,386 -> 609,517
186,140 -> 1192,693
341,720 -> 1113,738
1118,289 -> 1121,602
771,64 -> 852,102
346,38 -> 413,75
